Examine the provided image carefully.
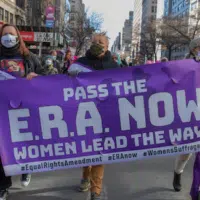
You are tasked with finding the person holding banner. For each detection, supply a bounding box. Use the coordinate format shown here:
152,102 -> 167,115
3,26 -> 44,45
68,33 -> 119,200
173,37 -> 200,192
0,24 -> 42,200
62,50 -> 72,74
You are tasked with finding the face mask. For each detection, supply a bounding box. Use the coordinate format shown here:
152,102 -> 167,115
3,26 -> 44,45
52,56 -> 57,61
90,43 -> 104,57
1,34 -> 18,48
45,59 -> 53,66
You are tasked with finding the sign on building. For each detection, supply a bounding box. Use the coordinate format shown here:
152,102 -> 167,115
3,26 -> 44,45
20,32 -> 34,42
45,6 -> 55,28
34,32 -> 54,42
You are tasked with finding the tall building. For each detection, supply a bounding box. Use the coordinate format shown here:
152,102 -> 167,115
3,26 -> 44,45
142,0 -> 157,27
163,0 -> 190,60
68,0 -> 85,29
156,0 -> 165,60
68,0 -> 85,55
138,0 -> 158,62
0,0 -> 27,25
164,0 -> 172,16
157,0 -> 165,19
132,0 -> 143,56
122,11 -> 134,61
111,32 -> 122,54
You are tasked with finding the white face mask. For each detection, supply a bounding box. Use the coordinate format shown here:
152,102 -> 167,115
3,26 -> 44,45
1,34 -> 18,48
46,59 -> 53,66
52,56 -> 57,61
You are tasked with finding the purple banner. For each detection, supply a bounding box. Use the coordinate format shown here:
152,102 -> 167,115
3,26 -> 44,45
0,60 -> 200,176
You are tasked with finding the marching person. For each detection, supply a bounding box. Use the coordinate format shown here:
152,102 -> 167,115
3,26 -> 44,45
121,56 -> 128,67
173,37 -> 200,192
50,50 -> 62,73
112,53 -> 121,67
0,24 -> 42,200
190,152 -> 200,200
62,50 -> 72,74
160,57 -> 168,62
42,55 -> 58,75
68,33 -> 119,200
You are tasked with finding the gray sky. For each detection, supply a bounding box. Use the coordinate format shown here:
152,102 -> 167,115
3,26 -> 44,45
83,0 -> 134,48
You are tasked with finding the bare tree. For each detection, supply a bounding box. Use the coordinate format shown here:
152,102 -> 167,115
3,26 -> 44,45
163,9 -> 200,42
67,10 -> 104,56
159,8 -> 200,60
158,18 -> 188,60
139,20 -> 161,61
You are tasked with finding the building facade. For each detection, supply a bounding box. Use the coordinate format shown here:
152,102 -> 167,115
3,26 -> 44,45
142,0 -> 157,26
156,0 -> 165,60
68,0 -> 85,29
19,0 -> 66,56
111,32 -> 122,54
68,0 -> 85,55
140,0 -> 158,62
0,0 -> 26,25
26,0 -> 66,30
122,11 -> 134,62
132,0 -> 143,57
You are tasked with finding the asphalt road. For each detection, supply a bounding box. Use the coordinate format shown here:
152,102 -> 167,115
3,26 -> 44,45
10,155 -> 194,200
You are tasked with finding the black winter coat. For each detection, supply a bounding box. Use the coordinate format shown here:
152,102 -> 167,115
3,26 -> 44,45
0,52 -> 43,76
77,50 -> 120,70
24,52 -> 44,75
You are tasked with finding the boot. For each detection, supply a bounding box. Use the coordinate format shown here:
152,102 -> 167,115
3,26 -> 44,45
91,192 -> 101,200
0,189 -> 9,200
173,172 -> 182,192
78,179 -> 90,192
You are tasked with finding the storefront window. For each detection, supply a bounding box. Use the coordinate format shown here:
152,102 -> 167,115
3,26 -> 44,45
0,7 -> 4,21
5,10 -> 9,22
10,13 -> 13,24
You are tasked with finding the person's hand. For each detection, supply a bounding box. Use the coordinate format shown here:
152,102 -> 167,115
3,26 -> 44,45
26,72 -> 38,80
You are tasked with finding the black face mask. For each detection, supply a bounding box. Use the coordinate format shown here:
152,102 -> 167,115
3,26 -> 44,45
1,42 -> 20,57
90,43 -> 104,57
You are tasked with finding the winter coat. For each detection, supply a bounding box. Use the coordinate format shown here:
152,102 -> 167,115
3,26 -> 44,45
190,153 -> 200,200
53,60 -> 62,73
121,59 -> 128,67
0,52 -> 43,77
62,60 -> 71,74
68,50 -> 119,75
24,52 -> 44,75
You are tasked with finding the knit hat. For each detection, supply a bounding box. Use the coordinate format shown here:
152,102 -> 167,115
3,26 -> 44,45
44,55 -> 53,61
189,38 -> 200,50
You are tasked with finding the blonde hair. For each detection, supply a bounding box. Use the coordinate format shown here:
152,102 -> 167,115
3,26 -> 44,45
92,32 -> 109,42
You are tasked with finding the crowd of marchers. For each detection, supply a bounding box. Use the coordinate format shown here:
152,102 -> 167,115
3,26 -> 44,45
0,23 -> 200,200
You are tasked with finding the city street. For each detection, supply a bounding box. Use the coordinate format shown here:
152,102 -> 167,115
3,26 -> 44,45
11,156 -> 193,200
